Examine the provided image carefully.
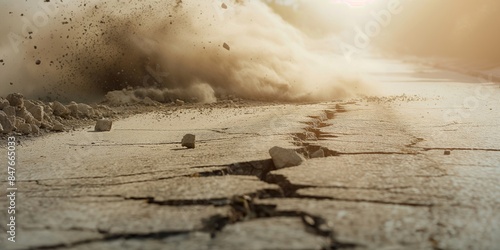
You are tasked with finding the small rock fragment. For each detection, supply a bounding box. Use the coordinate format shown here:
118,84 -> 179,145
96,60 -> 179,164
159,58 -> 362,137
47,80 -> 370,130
27,105 -> 44,122
52,122 -> 65,132
6,93 -> 24,107
17,107 -> 39,126
30,124 -> 40,135
17,123 -> 32,134
0,98 -> 9,109
223,42 -> 230,51
305,131 -> 317,140
0,111 -> 15,133
310,148 -> 325,159
175,99 -> 185,106
52,101 -> 71,117
15,117 -> 25,128
181,134 -> 196,148
95,119 -> 112,132
269,146 -> 304,169
67,102 -> 79,117
77,103 -> 94,117
142,97 -> 156,106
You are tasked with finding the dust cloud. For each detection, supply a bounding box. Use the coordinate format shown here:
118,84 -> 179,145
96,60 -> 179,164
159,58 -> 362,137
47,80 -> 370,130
0,0 -> 366,103
375,0 -> 500,64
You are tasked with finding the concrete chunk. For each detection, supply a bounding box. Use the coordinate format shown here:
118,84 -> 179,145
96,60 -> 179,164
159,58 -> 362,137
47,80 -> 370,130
77,103 -> 95,117
52,101 -> 70,117
6,93 -> 24,107
31,124 -> 40,135
18,123 -> 32,135
52,122 -> 65,132
0,111 -> 15,133
175,99 -> 185,106
27,105 -> 44,123
95,119 -> 113,132
310,148 -> 325,159
269,146 -> 304,169
0,98 -> 9,110
181,134 -> 196,148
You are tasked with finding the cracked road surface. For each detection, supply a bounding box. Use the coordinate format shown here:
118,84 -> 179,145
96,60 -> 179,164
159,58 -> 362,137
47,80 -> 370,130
1,59 -> 500,249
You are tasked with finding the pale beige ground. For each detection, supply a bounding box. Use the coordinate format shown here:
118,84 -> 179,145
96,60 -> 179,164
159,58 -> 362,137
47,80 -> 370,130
1,59 -> 499,250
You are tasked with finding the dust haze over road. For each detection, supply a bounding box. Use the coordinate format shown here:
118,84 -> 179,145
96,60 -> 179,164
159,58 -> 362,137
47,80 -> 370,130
2,0 -> 499,103
0,0 -> 368,103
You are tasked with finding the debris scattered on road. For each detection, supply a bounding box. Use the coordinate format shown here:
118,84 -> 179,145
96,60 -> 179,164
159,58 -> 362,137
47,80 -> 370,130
1,93 -> 114,135
269,146 -> 304,169
95,119 -> 113,132
182,134 -> 196,148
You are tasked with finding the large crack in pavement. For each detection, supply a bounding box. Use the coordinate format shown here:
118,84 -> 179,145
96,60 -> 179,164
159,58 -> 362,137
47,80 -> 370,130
15,102 -> 492,250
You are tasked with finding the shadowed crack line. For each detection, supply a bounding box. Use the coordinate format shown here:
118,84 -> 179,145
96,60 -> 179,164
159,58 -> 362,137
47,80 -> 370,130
337,151 -> 418,156
293,194 -> 435,208
26,230 -> 191,250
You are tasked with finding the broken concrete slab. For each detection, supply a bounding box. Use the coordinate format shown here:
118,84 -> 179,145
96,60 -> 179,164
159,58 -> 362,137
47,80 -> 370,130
28,176 -> 280,202
211,217 -> 329,250
256,198 -> 432,249
95,119 -> 113,132
181,134 -> 196,148
269,146 -> 303,169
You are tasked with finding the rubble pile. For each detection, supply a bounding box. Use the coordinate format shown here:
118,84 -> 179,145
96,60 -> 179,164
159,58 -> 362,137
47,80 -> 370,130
0,93 -> 114,136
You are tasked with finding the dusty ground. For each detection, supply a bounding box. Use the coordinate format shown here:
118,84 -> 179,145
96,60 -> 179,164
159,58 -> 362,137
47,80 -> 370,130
1,59 -> 499,250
